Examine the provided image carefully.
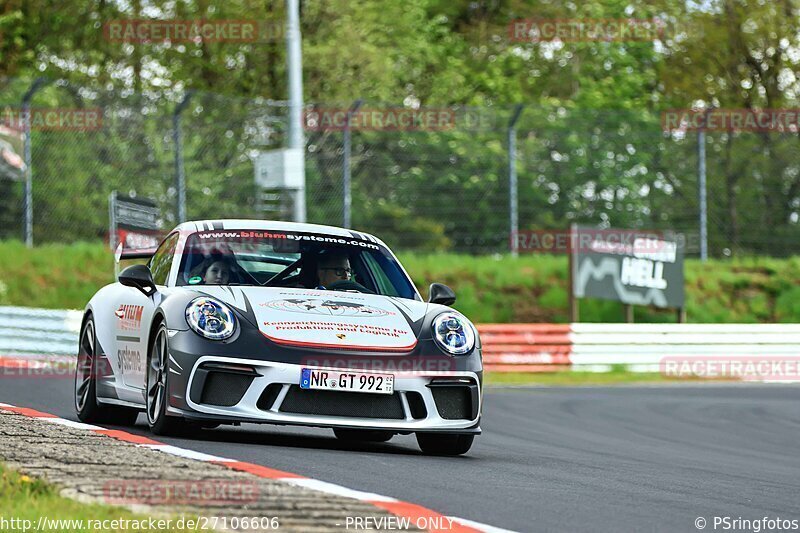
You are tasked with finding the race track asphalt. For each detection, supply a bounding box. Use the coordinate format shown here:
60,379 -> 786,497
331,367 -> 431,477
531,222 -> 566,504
2,377 -> 799,533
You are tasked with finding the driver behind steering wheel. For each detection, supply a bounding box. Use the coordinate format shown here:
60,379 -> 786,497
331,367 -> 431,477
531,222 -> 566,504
315,251 -> 353,289
314,251 -> 375,293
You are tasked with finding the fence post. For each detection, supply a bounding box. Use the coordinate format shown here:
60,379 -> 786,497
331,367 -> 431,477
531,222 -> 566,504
569,222 -> 579,322
286,0 -> 306,223
342,99 -> 363,229
21,77 -> 48,248
697,108 -> 711,261
108,191 -> 117,251
173,91 -> 193,224
508,105 -> 524,256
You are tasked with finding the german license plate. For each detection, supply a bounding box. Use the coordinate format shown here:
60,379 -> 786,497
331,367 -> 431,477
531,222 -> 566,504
300,368 -> 394,395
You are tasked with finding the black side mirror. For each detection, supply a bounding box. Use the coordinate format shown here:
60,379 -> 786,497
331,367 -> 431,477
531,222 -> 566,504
119,264 -> 157,296
428,282 -> 456,306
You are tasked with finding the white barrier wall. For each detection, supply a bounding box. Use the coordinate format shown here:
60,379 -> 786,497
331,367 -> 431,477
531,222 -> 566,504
0,306 -> 82,357
2,306 -> 799,374
569,323 -> 800,368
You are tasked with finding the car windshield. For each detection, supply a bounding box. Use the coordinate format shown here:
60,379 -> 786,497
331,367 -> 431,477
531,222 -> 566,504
176,230 -> 419,300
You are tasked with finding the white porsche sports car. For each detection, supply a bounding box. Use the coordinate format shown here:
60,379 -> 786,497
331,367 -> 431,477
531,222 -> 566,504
75,220 -> 482,455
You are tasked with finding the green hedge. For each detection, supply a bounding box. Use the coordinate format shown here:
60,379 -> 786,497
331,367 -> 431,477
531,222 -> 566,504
1,240 -> 799,323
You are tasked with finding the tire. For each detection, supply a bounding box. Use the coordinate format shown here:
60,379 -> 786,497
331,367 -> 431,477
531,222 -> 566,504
333,428 -> 394,443
416,433 -> 474,456
146,321 -> 185,436
74,316 -> 139,425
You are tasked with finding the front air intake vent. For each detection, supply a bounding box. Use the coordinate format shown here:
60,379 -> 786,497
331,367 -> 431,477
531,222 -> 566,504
257,384 -> 284,411
405,391 -> 427,419
279,386 -> 404,419
430,385 -> 474,420
199,372 -> 253,407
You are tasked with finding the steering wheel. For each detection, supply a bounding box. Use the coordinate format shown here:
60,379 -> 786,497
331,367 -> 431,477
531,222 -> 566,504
326,279 -> 374,294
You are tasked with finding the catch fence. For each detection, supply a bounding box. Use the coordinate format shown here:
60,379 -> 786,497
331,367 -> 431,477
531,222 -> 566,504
2,77 -> 799,257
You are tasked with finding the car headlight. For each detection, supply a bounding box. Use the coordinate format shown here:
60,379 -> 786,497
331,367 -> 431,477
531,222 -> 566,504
432,313 -> 475,355
185,297 -> 236,340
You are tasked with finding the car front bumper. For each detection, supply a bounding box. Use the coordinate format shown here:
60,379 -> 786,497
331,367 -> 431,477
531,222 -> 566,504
166,355 -> 482,434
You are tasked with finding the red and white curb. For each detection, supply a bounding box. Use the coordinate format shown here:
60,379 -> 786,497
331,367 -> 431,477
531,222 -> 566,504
0,402 -> 514,533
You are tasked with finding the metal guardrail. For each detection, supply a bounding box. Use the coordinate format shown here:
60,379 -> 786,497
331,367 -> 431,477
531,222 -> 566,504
0,306 -> 82,357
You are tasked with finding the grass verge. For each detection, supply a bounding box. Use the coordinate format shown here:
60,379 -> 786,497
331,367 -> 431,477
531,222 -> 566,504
0,463 -> 201,533
1,240 -> 799,323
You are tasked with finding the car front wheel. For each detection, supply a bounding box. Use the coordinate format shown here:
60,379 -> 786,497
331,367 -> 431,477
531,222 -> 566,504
146,321 -> 184,435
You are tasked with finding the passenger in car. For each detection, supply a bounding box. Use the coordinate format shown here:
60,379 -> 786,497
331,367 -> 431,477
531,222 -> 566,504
189,254 -> 236,285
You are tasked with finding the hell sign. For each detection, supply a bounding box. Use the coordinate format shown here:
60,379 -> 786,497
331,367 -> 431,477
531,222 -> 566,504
571,226 -> 684,309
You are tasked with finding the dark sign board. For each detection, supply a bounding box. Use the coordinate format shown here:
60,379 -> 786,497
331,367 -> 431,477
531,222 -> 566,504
109,192 -> 162,253
571,225 -> 685,309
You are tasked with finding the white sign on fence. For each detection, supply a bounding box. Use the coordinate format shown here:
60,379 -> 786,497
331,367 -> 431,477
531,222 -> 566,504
254,148 -> 304,189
